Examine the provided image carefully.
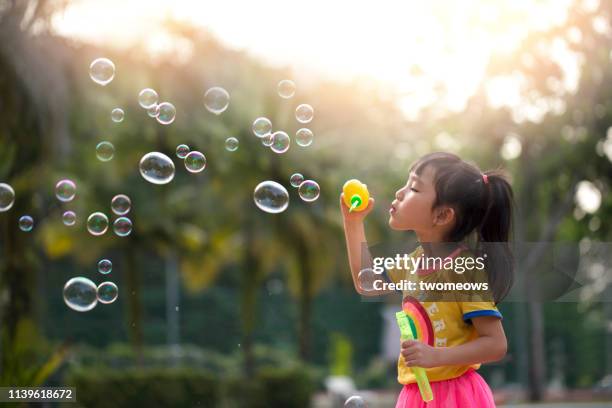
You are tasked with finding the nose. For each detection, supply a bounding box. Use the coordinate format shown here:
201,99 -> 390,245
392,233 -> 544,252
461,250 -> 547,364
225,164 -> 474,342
395,188 -> 404,200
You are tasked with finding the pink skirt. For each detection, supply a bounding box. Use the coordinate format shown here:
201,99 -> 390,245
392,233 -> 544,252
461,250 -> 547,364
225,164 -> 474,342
395,369 -> 496,408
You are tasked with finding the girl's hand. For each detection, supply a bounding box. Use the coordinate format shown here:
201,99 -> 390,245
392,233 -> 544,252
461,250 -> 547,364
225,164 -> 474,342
339,193 -> 375,224
401,340 -> 440,369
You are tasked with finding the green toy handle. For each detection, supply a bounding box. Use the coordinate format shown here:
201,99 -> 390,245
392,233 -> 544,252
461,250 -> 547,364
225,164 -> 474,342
395,312 -> 434,402
349,194 -> 362,213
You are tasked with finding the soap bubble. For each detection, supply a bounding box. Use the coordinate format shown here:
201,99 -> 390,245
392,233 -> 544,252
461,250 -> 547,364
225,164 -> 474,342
225,137 -> 239,152
204,87 -> 230,115
96,141 -> 115,162
298,180 -> 320,202
18,215 -> 33,232
261,134 -> 274,147
97,281 -> 118,304
0,183 -> 15,212
63,277 -> 98,312
184,151 -> 207,173
87,212 -> 109,236
111,194 -> 131,216
176,144 -> 190,159
253,181 -> 289,214
295,128 -> 314,147
62,211 -> 77,226
271,131 -> 290,154
113,217 -> 133,237
147,104 -> 160,118
98,259 -> 112,274
278,79 -> 296,98
156,102 -> 176,125
290,173 -> 304,188
344,395 -> 367,408
252,117 -> 272,138
89,58 -> 115,86
139,152 -> 175,184
357,268 -> 379,292
55,179 -> 76,202
138,88 -> 158,109
295,104 -> 314,123
111,108 -> 124,123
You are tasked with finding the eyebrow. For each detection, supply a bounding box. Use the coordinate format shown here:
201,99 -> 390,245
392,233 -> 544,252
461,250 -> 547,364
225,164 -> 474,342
409,174 -> 423,184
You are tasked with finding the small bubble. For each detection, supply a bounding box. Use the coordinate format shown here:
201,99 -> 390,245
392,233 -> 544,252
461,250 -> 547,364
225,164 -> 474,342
277,80 -> 296,98
225,137 -> 239,152
295,104 -> 314,123
96,141 -> 115,162
138,88 -> 159,109
111,108 -> 124,123
89,58 -> 115,86
18,215 -> 34,232
204,87 -> 230,115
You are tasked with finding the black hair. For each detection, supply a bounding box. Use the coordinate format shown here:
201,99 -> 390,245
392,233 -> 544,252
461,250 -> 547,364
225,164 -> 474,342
409,152 -> 514,303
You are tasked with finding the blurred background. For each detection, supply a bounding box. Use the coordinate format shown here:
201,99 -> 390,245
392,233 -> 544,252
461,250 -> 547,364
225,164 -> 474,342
0,0 -> 611,407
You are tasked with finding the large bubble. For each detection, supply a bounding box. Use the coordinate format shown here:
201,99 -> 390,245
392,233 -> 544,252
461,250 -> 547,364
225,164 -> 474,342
204,87 -> 230,115
87,212 -> 109,236
113,217 -> 133,237
253,181 -> 289,214
138,88 -> 159,109
139,152 -> 175,184
298,180 -> 320,202
111,108 -> 124,123
252,117 -> 272,138
295,128 -> 314,147
271,131 -> 290,154
184,151 -> 207,173
55,179 -> 76,202
89,58 -> 115,86
97,281 -> 119,304
278,80 -> 296,99
0,183 -> 15,212
63,277 -> 98,312
156,102 -> 176,125
18,215 -> 34,232
295,104 -> 314,123
96,141 -> 115,162
111,194 -> 131,216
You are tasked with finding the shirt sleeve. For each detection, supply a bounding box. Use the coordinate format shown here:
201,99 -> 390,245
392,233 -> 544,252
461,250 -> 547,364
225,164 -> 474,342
460,301 -> 503,324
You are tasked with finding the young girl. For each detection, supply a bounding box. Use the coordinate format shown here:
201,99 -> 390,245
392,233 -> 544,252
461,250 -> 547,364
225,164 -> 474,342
340,152 -> 514,408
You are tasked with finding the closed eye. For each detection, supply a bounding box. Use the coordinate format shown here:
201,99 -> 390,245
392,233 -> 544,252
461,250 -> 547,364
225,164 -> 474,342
410,187 -> 419,192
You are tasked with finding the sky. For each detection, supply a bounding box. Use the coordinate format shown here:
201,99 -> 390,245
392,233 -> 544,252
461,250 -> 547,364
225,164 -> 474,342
52,0 -> 578,118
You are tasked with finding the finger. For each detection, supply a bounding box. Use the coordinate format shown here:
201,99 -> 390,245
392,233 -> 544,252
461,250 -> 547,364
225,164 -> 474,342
401,340 -> 418,348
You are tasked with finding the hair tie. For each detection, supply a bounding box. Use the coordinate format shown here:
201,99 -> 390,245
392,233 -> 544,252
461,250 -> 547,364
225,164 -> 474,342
482,174 -> 489,184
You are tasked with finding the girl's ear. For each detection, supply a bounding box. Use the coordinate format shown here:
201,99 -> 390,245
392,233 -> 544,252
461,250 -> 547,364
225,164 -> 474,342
432,206 -> 455,227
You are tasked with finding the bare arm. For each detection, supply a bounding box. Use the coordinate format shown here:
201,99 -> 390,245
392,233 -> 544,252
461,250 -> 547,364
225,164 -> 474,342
401,316 -> 507,368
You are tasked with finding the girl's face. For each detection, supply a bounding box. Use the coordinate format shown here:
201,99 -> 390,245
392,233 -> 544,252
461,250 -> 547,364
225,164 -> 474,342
389,165 -> 443,232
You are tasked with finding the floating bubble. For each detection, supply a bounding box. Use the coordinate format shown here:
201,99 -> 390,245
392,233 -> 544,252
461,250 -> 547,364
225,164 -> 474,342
271,131 -> 290,154
295,104 -> 314,123
204,87 -> 230,115
252,117 -> 272,138
138,88 -> 158,109
344,395 -> 366,408
290,173 -> 304,188
63,277 -> 98,312
357,268 -> 379,292
62,211 -> 77,226
139,152 -> 175,184
278,79 -> 296,99
176,144 -> 190,159
184,151 -> 207,173
113,217 -> 133,237
97,281 -> 118,304
147,104 -> 160,118
18,215 -> 33,232
87,212 -> 109,236
0,183 -> 15,212
298,180 -> 320,202
111,194 -> 131,216
55,179 -> 76,202
253,181 -> 289,214
261,134 -> 274,147
89,58 -> 115,86
225,137 -> 239,152
156,102 -> 176,125
98,259 -> 112,274
295,128 -> 314,147
96,141 -> 115,162
111,108 -> 124,123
